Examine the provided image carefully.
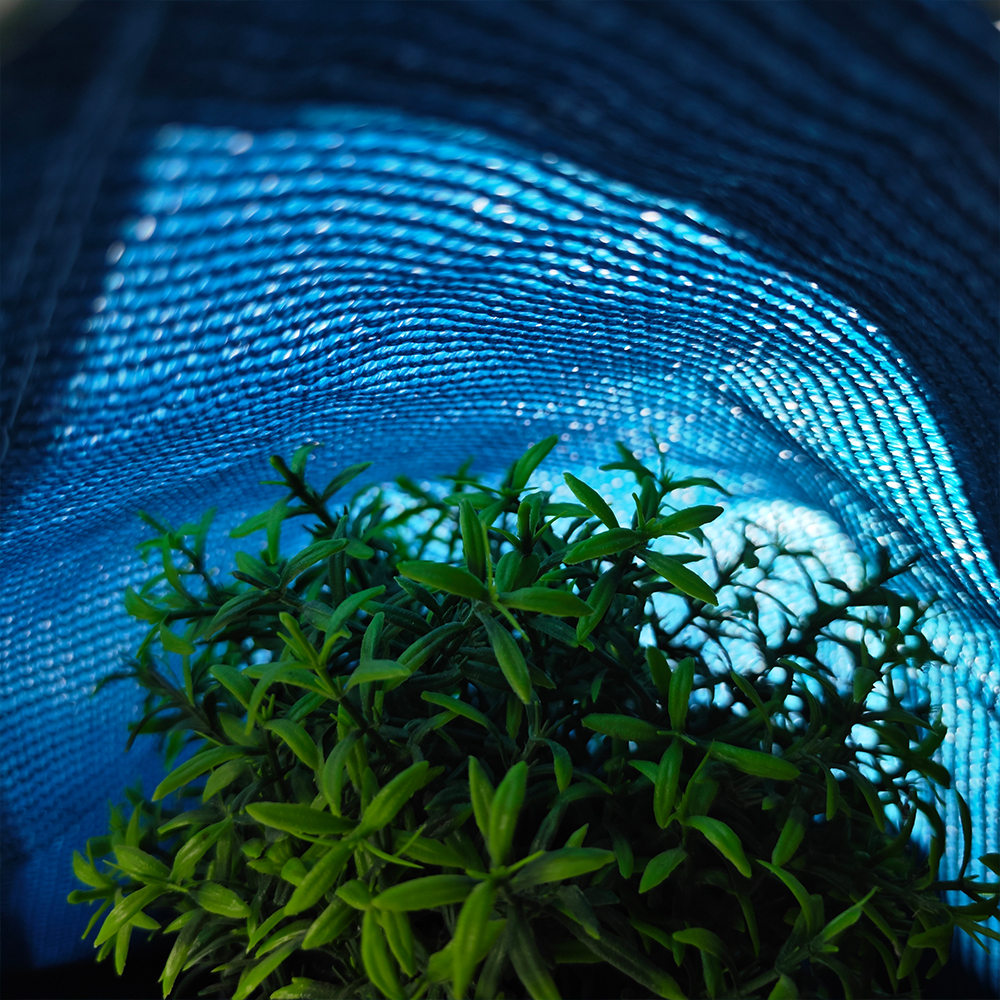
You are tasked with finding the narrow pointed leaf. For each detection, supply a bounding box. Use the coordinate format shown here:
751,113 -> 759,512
245,802 -> 354,837
284,841 -> 353,916
686,816 -> 751,877
499,587 -> 593,617
153,746 -> 246,801
488,761 -> 528,867
667,657 -> 694,732
355,760 -> 435,840
563,473 -> 619,529
346,659 -> 411,690
374,875 -> 479,911
398,560 -> 489,601
640,550 -> 717,605
264,719 -> 322,770
479,613 -> 532,705
564,528 -> 645,564
648,505 -> 724,537
582,713 -> 664,745
512,436 -> 558,490
639,848 -> 687,893
709,742 -> 799,782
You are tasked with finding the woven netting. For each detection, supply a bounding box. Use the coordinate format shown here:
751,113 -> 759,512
1,1 -> 997,984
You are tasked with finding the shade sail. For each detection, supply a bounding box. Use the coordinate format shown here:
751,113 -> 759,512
1,1 -> 997,986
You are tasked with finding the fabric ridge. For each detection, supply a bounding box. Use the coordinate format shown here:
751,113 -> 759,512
1,0 -> 997,985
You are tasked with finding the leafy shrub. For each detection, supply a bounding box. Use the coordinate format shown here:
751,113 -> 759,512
71,440 -> 999,999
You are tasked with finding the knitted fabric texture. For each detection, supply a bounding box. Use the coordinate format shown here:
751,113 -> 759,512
1,1 -> 997,983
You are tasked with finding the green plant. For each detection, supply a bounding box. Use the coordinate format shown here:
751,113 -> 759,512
71,439 -> 999,999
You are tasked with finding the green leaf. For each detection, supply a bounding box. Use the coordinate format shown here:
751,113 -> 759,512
124,587 -> 162,623
209,663 -> 254,709
563,472 -> 619,530
230,509 -> 269,539
639,848 -> 686,893
354,760 -> 436,840
264,719 -> 322,770
245,802 -> 354,837
336,878 -> 373,909
511,848 -> 616,889
545,740 -> 573,793
303,897 -> 354,950
346,658 -> 411,690
768,974 -> 798,999
542,502 -> 593,520
232,942 -> 298,1000
820,889 -> 877,943
576,568 -> 620,642
667,657 -> 694,732
499,587 -> 593,617
479,613 -> 532,705
823,765 -> 841,821
646,646 -> 671,697
582,713 -> 664,745
853,666 -> 879,704
169,817 -> 232,882
639,550 -> 717,605
362,908 -> 403,1000
196,882 -> 251,919
398,560 -> 489,601
378,908 -> 417,978
610,825 -> 635,880
94,885 -> 167,946
771,807 -> 807,867
153,745 -> 247,801
312,585 -> 386,637
390,830 -> 468,869
206,591 -> 266,638
159,911 -> 204,997
284,841 -> 353,916
72,851 -> 114,890
654,738 -> 683,829
460,498 -> 489,582
980,854 -> 1000,878
845,764 -> 885,832
757,860 -> 818,933
114,923 -> 132,977
234,550 -> 280,587
512,436 -> 558,490
422,691 -> 494,732
708,742 -> 799,782
468,757 -> 496,842
321,731 -> 362,815
648,505 -> 724,537
281,539 -> 350,583
159,624 -> 196,656
113,846 -> 171,883
488,761 -> 528,867
508,906 -> 561,1000
672,927 -> 725,959
685,816 -> 751,878
374,875 -> 479,911
321,461 -> 373,501
957,790 -> 974,880
564,528 -> 646,564
395,620 -> 466,674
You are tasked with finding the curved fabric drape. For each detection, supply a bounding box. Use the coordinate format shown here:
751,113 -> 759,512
2,1 -> 997,985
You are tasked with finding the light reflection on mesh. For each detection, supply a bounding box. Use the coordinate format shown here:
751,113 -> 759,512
2,111 -> 997,975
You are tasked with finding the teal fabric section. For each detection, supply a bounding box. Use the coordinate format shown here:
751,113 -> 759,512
1,2 -> 996,986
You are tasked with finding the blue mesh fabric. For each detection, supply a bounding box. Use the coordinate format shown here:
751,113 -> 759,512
1,0 -> 997,984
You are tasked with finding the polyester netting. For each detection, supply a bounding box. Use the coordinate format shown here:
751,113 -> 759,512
1,1 -> 997,985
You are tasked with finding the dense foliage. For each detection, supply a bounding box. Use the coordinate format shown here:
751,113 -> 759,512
71,440 -> 999,999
